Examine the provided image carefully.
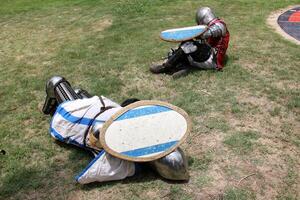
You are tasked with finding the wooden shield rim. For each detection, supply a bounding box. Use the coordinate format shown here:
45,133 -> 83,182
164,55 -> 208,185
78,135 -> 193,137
99,100 -> 191,162
159,25 -> 208,43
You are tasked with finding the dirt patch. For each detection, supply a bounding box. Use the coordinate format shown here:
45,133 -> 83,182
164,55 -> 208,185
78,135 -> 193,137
185,89 -> 300,199
67,188 -> 118,200
223,91 -> 300,199
92,18 -> 113,32
230,91 -> 299,148
274,80 -> 300,90
267,5 -> 300,45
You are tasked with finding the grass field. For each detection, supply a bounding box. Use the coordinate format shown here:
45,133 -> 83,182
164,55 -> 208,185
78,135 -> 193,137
0,0 -> 299,199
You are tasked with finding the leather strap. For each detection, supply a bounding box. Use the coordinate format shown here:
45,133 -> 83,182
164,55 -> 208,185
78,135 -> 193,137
83,96 -> 114,147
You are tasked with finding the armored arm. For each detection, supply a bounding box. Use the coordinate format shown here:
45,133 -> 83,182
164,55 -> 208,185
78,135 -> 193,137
201,22 -> 227,39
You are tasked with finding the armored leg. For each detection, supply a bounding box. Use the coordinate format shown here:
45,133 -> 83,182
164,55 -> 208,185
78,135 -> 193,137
150,47 -> 186,74
42,76 -> 80,115
150,147 -> 189,181
172,67 -> 191,79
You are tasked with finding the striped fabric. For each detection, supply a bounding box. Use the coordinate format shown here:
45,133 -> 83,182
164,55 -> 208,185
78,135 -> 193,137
50,96 -> 120,148
49,96 -> 135,184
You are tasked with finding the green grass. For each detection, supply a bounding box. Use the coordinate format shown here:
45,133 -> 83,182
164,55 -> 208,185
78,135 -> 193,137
276,155 -> 299,200
196,174 -> 213,189
204,117 -> 231,133
224,187 -> 255,200
223,131 -> 259,154
189,151 -> 213,171
0,0 -> 300,199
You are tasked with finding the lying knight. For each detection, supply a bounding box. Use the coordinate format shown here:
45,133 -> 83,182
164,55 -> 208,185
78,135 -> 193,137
42,76 -> 189,184
150,7 -> 230,78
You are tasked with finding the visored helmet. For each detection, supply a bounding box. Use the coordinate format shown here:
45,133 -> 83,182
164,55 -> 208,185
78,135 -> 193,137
196,7 -> 216,25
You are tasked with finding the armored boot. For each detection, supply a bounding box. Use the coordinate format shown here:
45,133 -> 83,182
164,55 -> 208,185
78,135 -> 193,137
150,147 -> 189,181
150,63 -> 170,74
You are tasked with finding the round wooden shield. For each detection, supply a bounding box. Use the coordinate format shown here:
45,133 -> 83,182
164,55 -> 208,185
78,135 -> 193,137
100,100 -> 191,162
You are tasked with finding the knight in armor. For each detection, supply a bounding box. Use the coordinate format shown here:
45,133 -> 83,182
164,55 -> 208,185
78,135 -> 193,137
150,7 -> 230,78
42,76 -> 189,184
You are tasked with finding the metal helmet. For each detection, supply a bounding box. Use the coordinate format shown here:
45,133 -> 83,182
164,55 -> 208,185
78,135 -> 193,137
42,76 -> 66,115
196,7 -> 216,25
45,76 -> 66,99
150,148 -> 189,181
42,76 -> 80,115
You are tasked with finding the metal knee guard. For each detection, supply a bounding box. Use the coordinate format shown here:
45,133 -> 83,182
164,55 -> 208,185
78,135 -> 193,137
150,147 -> 189,181
42,76 -> 80,115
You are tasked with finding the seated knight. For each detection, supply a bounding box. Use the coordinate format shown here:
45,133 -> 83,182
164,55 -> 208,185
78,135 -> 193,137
150,7 -> 230,78
42,76 -> 189,184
